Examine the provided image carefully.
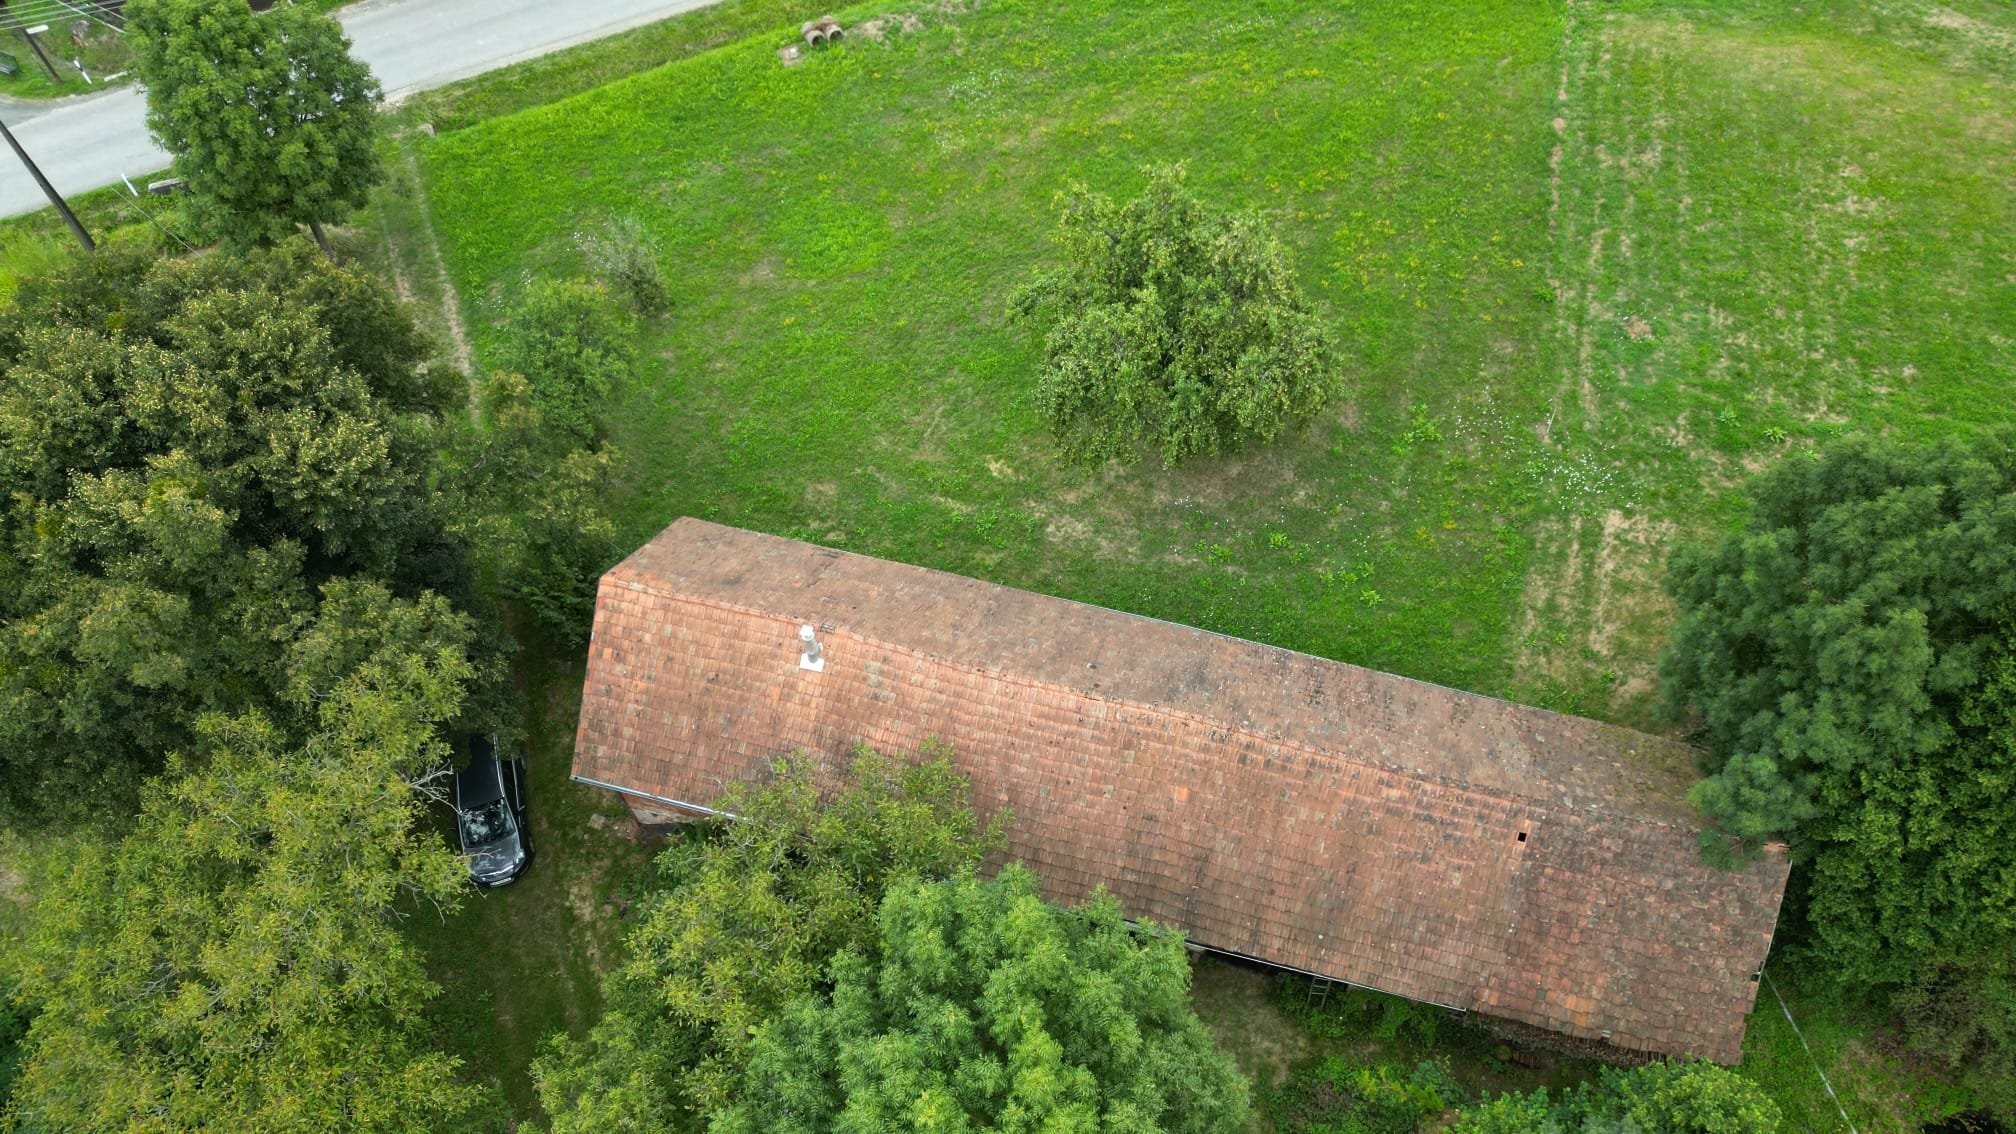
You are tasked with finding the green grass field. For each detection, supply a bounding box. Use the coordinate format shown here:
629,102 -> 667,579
426,0 -> 1567,715
417,0 -> 2014,732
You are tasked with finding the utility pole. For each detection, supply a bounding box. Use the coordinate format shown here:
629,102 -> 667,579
0,113 -> 95,252
20,25 -> 61,84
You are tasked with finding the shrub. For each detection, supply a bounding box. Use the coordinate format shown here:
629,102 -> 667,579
1009,164 -> 1341,467
1273,974 -> 1447,1050
1606,1059 -> 1781,1134
1895,959 -> 2016,1122
0,981 -> 26,1112
1450,1089 -> 1561,1134
577,216 -> 669,313
1267,1057 -> 1462,1134
494,277 -> 637,443
1450,1061 -> 1780,1134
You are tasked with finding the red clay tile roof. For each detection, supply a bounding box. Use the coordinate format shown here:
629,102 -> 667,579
573,518 -> 1789,1063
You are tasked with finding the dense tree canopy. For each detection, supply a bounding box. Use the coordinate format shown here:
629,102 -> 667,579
129,0 -> 384,247
1661,432 -> 2016,1116
534,746 -> 1009,1131
713,867 -> 1251,1134
0,243 -> 471,824
1,583 -> 481,1132
1009,164 -> 1340,467
0,235 -> 634,1127
1665,432 -> 2016,848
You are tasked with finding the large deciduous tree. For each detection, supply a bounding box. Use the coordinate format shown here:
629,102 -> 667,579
0,242 -> 467,824
712,866 -> 1252,1134
533,746 -> 1008,1131
1009,164 -> 1340,467
1,582 -> 481,1132
1661,431 -> 2016,1117
128,0 -> 383,249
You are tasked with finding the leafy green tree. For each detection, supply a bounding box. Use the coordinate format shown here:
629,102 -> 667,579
1799,623 -> 2016,1118
1009,164 -> 1340,467
1663,433 -> 2016,853
1606,1060 -> 1780,1134
442,369 -> 621,644
1,583 -> 482,1132
432,278 -> 636,643
0,241 -> 472,825
494,278 -> 638,445
1661,431 -> 2016,1118
533,745 -> 1008,1131
128,0 -> 383,249
0,238 -> 483,819
712,866 -> 1251,1134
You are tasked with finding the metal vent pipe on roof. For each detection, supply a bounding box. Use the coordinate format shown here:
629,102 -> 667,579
799,624 -> 825,672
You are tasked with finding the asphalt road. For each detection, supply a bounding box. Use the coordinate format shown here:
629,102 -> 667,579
1,0 -> 722,219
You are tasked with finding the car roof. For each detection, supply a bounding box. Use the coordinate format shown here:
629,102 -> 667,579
454,734 -> 505,807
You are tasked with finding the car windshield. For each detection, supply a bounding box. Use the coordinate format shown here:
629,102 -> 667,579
460,800 -> 513,846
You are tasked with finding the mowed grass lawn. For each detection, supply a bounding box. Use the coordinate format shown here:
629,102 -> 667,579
421,0 -> 2015,728
427,0 -> 1565,704
389,0 -> 2016,1124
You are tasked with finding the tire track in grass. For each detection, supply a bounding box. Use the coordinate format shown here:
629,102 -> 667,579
1516,5 -> 1684,723
1543,0 -> 1606,440
397,135 -> 479,418
1519,0 -> 1617,714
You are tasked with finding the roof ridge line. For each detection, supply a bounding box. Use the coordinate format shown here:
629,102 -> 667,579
605,568 -> 1695,835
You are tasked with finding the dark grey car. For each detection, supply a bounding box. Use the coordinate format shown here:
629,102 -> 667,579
454,734 -> 533,887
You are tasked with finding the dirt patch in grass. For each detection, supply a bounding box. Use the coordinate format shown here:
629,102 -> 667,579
1586,509 -> 1676,657
1513,507 -> 1680,724
1190,960 -> 1313,1089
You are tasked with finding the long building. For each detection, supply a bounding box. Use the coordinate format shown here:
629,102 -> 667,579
571,517 -> 1788,1063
